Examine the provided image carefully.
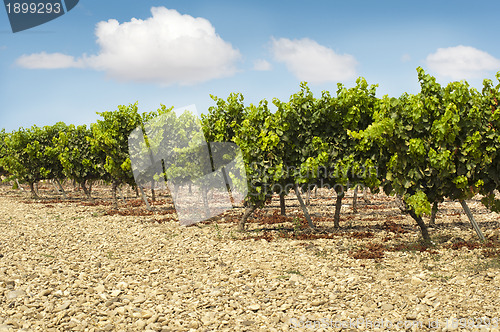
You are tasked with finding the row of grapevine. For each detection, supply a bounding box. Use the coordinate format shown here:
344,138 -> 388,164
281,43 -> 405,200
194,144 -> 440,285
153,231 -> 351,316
0,103 -> 169,205
1,122 -> 67,196
201,79 -> 381,230
1,67 -> 499,242
0,129 -> 8,178
350,68 -> 500,241
202,68 -> 500,242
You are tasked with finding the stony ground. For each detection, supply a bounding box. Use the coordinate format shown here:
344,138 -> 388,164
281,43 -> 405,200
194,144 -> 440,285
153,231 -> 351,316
1,184 -> 500,332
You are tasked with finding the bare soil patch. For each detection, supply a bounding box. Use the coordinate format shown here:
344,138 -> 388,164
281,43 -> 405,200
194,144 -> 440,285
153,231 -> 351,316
1,183 -> 500,331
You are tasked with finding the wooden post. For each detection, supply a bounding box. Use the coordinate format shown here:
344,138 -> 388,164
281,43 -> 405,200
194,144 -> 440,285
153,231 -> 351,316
139,186 -> 152,211
55,179 -> 67,199
118,185 -> 126,203
294,184 -> 315,229
352,185 -> 358,213
460,200 -> 485,242
15,179 -> 25,191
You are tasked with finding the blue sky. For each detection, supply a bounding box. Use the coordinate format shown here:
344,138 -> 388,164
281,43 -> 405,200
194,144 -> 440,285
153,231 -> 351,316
1,0 -> 500,132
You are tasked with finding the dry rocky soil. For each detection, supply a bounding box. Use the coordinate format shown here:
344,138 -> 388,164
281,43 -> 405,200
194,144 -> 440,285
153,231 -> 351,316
1,183 -> 500,332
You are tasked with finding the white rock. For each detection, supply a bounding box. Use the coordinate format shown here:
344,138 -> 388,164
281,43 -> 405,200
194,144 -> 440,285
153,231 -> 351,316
311,299 -> 326,306
116,281 -> 129,289
115,307 -> 126,315
95,284 -> 105,293
55,300 -> 71,312
381,303 -> 393,311
5,289 -> 25,300
141,310 -> 153,319
133,294 -> 147,304
0,325 -> 13,332
410,276 -> 423,285
248,304 -> 260,311
289,274 -> 301,283
135,319 -> 146,329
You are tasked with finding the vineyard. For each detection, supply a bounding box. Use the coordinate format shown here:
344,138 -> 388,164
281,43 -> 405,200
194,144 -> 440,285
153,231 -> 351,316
1,68 -> 500,331
1,67 -> 500,241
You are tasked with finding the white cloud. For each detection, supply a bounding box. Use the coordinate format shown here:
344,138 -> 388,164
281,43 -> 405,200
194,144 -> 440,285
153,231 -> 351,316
270,37 -> 357,83
15,7 -> 241,85
16,52 -> 84,69
253,59 -> 272,71
426,45 -> 500,80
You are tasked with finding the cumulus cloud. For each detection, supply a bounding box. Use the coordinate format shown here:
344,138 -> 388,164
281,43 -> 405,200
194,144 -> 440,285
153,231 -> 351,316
271,37 -> 357,83
15,7 -> 241,85
253,59 -> 272,71
16,52 -> 84,69
426,45 -> 500,80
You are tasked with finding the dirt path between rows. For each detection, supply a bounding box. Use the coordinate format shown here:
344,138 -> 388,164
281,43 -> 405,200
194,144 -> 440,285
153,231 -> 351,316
1,185 -> 500,331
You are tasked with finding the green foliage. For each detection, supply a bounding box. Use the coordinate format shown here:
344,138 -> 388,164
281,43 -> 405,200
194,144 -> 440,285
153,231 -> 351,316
0,129 -> 8,178
0,123 -> 68,195
202,93 -> 246,142
1,66 -> 500,237
202,79 -> 380,229
53,124 -> 108,195
202,95 -> 284,204
275,79 -> 380,193
351,67 -> 500,220
89,102 -> 166,189
405,191 -> 431,216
